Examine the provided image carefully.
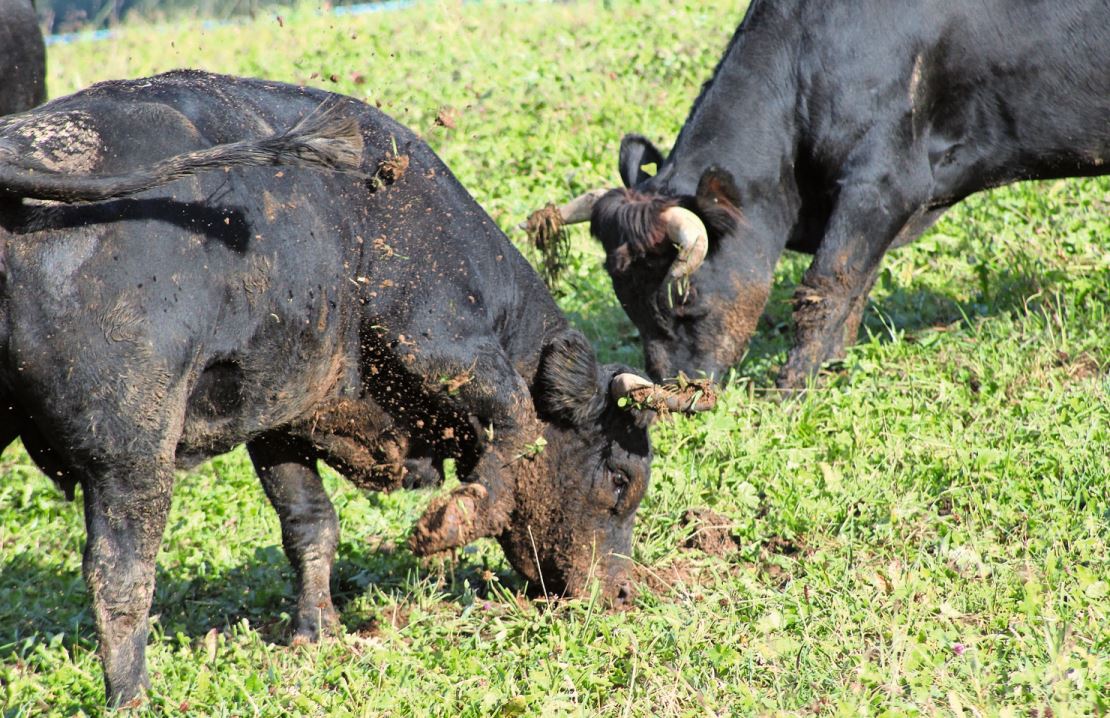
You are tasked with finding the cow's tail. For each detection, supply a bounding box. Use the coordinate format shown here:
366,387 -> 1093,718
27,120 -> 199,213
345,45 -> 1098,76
0,98 -> 367,204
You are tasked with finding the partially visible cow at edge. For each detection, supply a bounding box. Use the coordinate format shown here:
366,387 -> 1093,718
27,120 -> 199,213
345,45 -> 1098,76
0,71 -> 713,706
0,0 -> 46,115
536,0 -> 1109,389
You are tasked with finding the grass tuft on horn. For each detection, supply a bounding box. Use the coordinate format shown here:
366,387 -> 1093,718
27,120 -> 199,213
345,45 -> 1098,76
622,377 -> 718,416
523,203 -> 570,290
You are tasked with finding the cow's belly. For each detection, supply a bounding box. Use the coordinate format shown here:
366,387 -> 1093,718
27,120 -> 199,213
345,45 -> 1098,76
175,342 -> 352,466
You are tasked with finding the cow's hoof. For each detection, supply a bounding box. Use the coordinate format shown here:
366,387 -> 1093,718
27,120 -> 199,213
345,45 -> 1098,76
292,604 -> 340,645
106,683 -> 148,711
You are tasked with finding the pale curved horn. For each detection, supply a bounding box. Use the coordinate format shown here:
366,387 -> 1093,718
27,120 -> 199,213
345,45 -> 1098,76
519,188 -> 608,230
661,207 -> 708,281
611,373 -> 718,413
557,188 -> 609,225
610,372 -> 654,402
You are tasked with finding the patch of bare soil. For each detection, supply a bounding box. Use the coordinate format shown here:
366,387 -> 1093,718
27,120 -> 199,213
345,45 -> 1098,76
352,604 -> 412,638
634,519 -> 812,598
763,534 -> 804,556
758,534 -> 810,588
681,508 -> 740,557
1056,350 -> 1102,381
635,560 -> 694,595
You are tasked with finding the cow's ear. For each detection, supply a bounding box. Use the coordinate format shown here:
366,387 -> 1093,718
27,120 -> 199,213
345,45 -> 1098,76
410,482 -> 513,555
535,330 -> 606,426
695,166 -> 744,236
696,166 -> 743,211
619,134 -> 665,188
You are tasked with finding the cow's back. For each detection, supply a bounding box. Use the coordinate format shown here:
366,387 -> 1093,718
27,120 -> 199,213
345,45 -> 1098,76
0,71 -> 557,463
794,0 -> 1109,192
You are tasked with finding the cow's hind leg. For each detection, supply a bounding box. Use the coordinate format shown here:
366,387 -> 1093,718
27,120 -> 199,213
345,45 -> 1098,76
81,456 -> 175,706
247,433 -> 339,644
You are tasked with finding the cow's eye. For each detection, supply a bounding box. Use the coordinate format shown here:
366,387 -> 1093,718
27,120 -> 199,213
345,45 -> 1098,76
609,469 -> 630,498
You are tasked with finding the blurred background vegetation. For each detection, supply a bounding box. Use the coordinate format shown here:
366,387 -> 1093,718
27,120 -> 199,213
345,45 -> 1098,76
37,0 -> 386,34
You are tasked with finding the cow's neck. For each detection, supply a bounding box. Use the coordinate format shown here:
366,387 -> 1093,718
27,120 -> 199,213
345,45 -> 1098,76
483,232 -> 571,386
657,0 -> 803,252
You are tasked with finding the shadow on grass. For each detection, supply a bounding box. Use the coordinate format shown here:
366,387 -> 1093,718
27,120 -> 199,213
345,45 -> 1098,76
0,533 -> 520,658
730,270 -> 1042,386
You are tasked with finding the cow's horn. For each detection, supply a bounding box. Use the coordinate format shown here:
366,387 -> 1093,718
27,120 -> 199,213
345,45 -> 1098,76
557,188 -> 608,225
518,188 -> 607,231
610,372 -> 654,401
611,373 -> 718,413
661,207 -> 708,281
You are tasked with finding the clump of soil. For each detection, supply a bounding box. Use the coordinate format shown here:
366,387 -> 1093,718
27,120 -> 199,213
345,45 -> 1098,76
681,508 -> 740,557
763,535 -> 803,556
628,379 -> 718,415
523,203 -> 569,290
370,153 -> 409,191
433,107 -> 457,130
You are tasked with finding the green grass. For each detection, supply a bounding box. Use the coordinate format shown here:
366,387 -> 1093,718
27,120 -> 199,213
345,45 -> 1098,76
3,1 -> 1109,714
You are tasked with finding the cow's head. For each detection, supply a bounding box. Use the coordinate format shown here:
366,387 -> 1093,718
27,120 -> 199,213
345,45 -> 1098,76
531,135 -> 771,382
410,329 -> 713,605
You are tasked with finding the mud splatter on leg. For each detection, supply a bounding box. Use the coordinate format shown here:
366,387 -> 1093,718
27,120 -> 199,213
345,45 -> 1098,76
81,459 -> 174,707
841,264 -> 882,349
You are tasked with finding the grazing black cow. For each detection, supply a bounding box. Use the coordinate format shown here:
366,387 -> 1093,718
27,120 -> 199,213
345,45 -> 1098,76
0,0 -> 46,115
0,70 -> 713,705
536,0 -> 1109,389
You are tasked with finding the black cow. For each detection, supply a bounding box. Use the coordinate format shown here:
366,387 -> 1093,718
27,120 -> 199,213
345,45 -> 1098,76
0,0 -> 46,115
0,70 -> 713,705
537,0 -> 1109,389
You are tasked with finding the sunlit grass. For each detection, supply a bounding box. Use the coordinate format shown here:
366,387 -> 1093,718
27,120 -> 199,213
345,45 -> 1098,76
2,0 -> 1108,714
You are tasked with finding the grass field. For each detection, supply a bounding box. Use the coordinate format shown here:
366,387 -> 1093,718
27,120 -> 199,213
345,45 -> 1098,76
3,1 -> 1109,715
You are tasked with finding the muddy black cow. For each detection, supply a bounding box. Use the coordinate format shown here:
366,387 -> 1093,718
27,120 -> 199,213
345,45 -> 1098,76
0,70 -> 713,705
536,0 -> 1109,389
0,0 -> 46,115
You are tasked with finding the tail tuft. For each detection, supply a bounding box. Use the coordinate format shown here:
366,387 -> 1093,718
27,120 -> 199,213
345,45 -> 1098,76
274,99 -> 366,172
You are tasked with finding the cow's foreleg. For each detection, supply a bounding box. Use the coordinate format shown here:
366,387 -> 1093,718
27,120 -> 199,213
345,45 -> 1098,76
839,263 -> 882,350
247,433 -> 339,644
82,460 -> 174,707
837,206 -> 949,351
779,165 -> 928,390
414,340 -> 534,498
404,341 -> 535,555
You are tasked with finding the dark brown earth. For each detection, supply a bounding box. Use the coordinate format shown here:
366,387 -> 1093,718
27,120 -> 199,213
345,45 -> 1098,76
353,604 -> 412,638
681,508 -> 740,557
